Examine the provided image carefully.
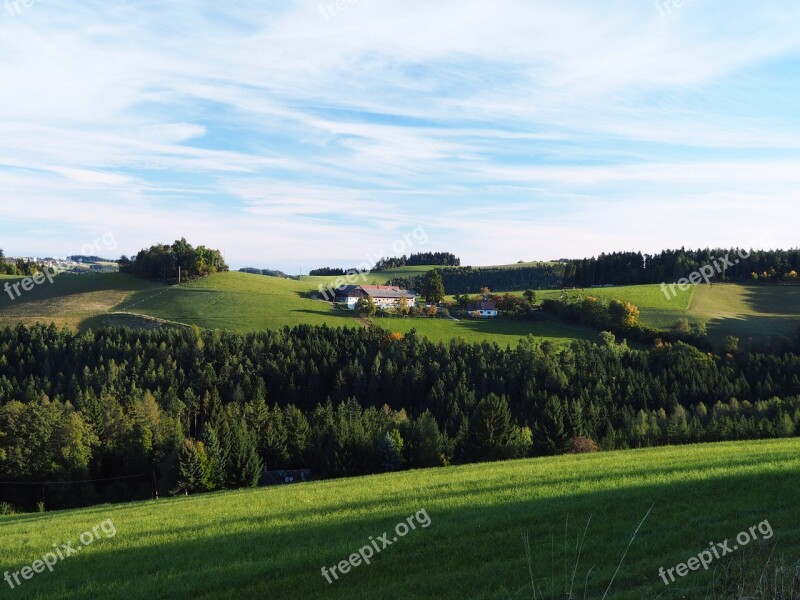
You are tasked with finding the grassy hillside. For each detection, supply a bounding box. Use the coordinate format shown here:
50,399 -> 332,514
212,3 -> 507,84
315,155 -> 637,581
473,282 -> 799,345
628,283 -> 800,344
469,283 -> 695,310
2,271 -> 798,348
0,271 -> 594,347
0,274 -> 160,330
2,438 -> 798,599
136,272 -> 598,346
687,283 -> 800,344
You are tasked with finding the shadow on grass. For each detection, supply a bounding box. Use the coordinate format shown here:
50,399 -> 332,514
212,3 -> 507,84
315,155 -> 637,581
442,315 -> 598,341
78,313 -> 190,334
5,462 -> 799,600
699,285 -> 800,345
290,309 -> 358,322
736,285 -> 800,316
0,274 -> 158,310
704,314 -> 800,347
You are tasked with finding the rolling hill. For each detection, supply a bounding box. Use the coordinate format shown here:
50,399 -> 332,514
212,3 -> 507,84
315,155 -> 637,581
1,269 -> 798,348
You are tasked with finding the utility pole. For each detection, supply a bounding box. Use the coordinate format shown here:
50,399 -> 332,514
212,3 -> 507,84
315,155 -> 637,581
178,265 -> 181,283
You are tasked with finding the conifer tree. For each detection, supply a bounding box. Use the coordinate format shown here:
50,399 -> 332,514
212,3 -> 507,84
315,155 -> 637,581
175,440 -> 205,495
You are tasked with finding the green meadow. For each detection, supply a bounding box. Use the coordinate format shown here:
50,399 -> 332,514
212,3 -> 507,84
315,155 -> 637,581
1,271 -> 798,347
469,282 -> 695,311
0,273 -> 160,330
0,271 -> 596,346
1,438 -> 798,599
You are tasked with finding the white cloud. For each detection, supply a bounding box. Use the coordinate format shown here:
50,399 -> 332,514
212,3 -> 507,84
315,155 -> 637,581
0,0 -> 799,270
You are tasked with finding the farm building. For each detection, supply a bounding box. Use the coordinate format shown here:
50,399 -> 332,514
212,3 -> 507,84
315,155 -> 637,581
333,284 -> 361,304
467,300 -> 498,318
337,284 -> 417,309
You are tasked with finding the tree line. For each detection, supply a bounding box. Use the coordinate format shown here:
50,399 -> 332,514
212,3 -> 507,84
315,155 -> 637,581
373,252 -> 461,271
565,248 -> 800,287
0,248 -> 46,276
390,263 -> 566,295
118,238 -> 228,282
386,248 -> 800,296
308,267 -> 367,277
1,323 -> 800,511
238,268 -> 297,280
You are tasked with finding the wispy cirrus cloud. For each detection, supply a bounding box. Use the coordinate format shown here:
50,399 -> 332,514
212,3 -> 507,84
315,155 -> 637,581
0,0 -> 799,270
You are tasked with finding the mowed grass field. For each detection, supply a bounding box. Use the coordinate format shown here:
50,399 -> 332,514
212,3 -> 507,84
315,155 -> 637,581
489,282 -> 800,344
0,271 -> 590,346
461,283 -> 695,311
1,438 -> 799,599
686,283 -> 800,344
0,274 -> 161,330
623,283 -> 800,344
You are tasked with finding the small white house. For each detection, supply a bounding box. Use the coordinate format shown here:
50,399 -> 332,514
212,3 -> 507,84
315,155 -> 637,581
467,300 -> 498,318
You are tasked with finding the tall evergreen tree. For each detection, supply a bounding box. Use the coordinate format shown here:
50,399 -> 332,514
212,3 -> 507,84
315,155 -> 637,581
201,426 -> 226,490
175,440 -> 205,495
375,431 -> 402,472
421,270 -> 446,304
284,405 -> 310,467
465,393 -> 519,462
405,411 -> 443,468
536,396 -> 569,455
225,421 -> 262,489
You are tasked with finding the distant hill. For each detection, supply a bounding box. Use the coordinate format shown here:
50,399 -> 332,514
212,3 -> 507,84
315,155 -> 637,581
2,265 -> 799,349
238,267 -> 297,279
68,255 -> 116,263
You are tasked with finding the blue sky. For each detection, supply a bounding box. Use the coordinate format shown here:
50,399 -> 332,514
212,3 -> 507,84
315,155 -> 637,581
0,0 -> 798,272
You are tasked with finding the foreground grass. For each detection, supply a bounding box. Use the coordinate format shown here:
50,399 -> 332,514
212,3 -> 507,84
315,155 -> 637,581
1,439 -> 799,599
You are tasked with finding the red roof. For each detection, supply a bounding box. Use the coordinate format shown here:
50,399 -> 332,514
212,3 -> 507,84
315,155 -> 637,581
357,285 -> 416,299
467,301 -> 497,310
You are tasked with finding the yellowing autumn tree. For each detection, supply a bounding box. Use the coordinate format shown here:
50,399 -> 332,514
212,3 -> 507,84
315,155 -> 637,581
608,299 -> 640,329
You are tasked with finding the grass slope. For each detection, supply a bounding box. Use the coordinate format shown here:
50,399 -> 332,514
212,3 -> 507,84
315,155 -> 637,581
477,282 -> 800,344
687,283 -> 800,344
476,283 -> 695,311
2,271 -> 798,347
0,274 -> 161,331
71,271 -> 597,347
2,438 -> 799,599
